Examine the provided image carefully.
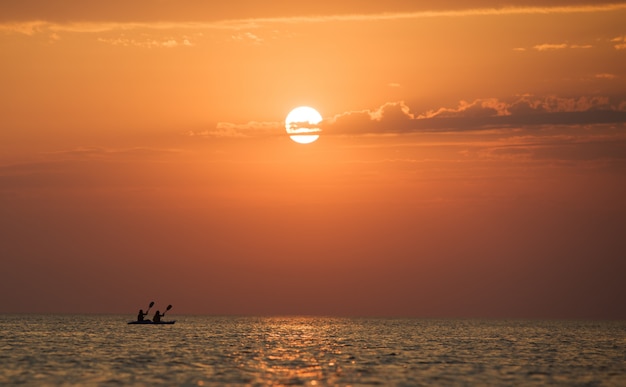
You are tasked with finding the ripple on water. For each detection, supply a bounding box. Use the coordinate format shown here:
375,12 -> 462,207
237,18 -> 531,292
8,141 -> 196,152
0,315 -> 625,386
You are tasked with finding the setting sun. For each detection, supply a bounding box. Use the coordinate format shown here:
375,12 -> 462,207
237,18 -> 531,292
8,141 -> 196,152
285,106 -> 322,144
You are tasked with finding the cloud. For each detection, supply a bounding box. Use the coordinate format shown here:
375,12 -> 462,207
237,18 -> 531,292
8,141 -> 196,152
205,96 -> 626,139
190,121 -> 283,138
97,36 -> 194,48
0,21 -> 47,35
531,43 -> 593,51
508,95 -> 612,114
231,32 -> 263,44
611,36 -> 626,50
533,43 -> 568,51
205,95 -> 626,139
595,73 -> 617,79
2,3 -> 626,35
474,130 -> 626,163
418,99 -> 510,119
44,146 -> 183,159
323,102 -> 416,135
322,95 -> 626,135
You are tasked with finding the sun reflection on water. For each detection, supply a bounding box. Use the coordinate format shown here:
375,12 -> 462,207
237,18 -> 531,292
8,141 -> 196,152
236,318 -> 342,386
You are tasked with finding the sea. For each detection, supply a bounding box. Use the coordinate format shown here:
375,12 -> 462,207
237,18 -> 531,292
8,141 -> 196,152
0,315 -> 624,386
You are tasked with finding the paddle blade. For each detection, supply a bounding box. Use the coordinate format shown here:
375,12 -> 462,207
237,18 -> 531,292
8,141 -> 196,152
149,301 -> 155,308
166,304 -> 172,311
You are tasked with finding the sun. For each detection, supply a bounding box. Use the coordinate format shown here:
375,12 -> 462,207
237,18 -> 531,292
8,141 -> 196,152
285,106 -> 322,144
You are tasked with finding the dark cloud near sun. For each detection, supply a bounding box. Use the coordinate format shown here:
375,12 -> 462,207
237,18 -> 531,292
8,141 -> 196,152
322,95 -> 626,135
206,95 -> 626,140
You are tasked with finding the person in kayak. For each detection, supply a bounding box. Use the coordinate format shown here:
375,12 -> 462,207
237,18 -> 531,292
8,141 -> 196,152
137,309 -> 149,322
153,310 -> 163,323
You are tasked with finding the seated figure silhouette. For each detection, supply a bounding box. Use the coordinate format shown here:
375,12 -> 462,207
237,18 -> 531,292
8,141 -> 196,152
153,310 -> 163,323
137,309 -> 148,322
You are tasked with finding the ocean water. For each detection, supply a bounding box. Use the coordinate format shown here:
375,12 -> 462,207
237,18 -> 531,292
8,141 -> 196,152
0,315 -> 624,386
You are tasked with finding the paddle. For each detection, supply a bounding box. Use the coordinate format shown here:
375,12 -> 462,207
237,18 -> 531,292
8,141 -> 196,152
146,301 -> 155,315
162,304 -> 172,317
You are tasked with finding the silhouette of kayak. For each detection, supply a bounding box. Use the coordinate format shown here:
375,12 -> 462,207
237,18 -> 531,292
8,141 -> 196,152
130,304 -> 174,324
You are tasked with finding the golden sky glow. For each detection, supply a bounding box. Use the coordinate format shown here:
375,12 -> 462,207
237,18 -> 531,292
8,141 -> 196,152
1,1 -> 625,318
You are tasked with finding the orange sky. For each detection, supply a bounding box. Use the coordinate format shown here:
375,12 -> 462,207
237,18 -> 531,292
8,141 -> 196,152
1,1 -> 625,319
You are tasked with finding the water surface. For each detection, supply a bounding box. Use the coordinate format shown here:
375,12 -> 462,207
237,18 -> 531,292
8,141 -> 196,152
1,315 -> 624,386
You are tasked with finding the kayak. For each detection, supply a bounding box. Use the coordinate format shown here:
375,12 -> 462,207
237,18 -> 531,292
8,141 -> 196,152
128,320 -> 176,325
